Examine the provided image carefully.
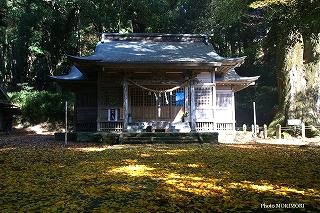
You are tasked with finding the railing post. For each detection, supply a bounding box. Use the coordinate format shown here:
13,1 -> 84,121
243,124 -> 247,132
301,122 -> 305,138
276,124 -> 281,139
263,124 -> 268,139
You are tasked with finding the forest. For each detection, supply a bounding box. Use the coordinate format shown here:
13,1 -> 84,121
1,0 -> 320,128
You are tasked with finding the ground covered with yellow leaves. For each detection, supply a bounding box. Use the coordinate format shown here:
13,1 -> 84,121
1,135 -> 320,212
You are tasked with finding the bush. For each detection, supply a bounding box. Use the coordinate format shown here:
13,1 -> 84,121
9,89 -> 74,125
306,125 -> 320,138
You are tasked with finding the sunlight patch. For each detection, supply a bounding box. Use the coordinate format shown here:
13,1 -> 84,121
0,148 -> 16,152
164,149 -> 189,155
229,181 -> 307,196
68,147 -> 108,152
187,163 -> 201,168
110,165 -> 155,177
163,173 -> 224,196
225,145 -> 258,149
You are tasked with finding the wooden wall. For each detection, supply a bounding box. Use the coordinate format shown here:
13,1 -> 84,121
97,71 -> 124,122
74,84 -> 97,132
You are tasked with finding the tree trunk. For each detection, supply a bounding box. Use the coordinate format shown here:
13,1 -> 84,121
302,33 -> 320,123
278,32 -> 320,125
278,31 -> 305,123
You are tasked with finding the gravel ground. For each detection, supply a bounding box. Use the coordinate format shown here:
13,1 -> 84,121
0,134 -> 60,149
0,128 -> 88,149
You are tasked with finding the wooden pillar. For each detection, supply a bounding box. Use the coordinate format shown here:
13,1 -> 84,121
232,92 -> 235,131
123,79 -> 129,131
190,83 -> 196,132
184,86 -> 189,122
97,70 -> 101,132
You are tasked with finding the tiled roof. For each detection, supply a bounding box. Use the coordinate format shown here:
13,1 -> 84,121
216,69 -> 259,82
216,69 -> 260,91
68,33 -> 244,66
50,66 -> 85,81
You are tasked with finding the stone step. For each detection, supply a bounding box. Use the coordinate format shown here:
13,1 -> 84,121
55,132 -> 219,144
121,136 -> 199,144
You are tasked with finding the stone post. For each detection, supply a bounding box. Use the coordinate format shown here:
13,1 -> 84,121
256,125 -> 259,136
243,124 -> 247,132
251,124 -> 255,137
276,124 -> 281,139
263,124 -> 268,139
301,122 -> 305,138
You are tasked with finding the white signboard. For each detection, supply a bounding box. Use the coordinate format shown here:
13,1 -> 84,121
287,119 -> 301,126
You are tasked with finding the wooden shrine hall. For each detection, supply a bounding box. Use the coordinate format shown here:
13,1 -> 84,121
51,33 -> 259,133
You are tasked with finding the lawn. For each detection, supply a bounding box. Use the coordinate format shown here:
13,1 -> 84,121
0,142 -> 320,212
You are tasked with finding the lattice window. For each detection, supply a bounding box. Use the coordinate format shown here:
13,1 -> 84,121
216,93 -> 232,108
130,87 -> 146,106
195,87 -> 212,107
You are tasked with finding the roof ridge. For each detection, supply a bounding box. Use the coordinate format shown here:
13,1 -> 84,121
99,33 -> 209,43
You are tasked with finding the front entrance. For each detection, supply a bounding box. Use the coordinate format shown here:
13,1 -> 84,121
129,85 -> 185,122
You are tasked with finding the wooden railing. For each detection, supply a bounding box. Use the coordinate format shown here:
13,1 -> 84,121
196,122 -> 215,132
99,122 -> 123,132
98,121 -> 234,132
216,123 -> 234,131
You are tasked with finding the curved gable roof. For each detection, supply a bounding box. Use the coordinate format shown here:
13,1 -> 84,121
68,33 -> 245,71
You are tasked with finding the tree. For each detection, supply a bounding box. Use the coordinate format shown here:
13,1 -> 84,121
251,0 -> 320,125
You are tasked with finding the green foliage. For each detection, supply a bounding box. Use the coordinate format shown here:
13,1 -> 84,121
268,112 -> 285,136
306,125 -> 320,138
281,131 -> 292,139
9,88 -> 74,125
